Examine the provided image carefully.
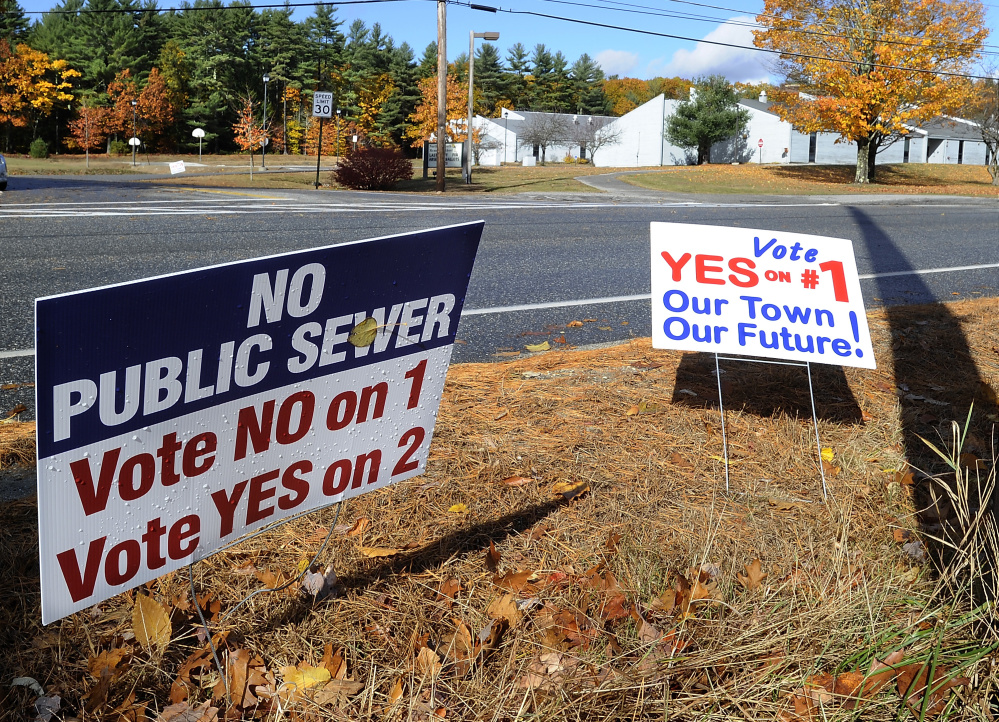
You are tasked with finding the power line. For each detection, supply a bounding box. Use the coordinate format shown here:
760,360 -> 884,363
453,2 -> 996,80
12,0 -> 426,15
538,0 -> 999,55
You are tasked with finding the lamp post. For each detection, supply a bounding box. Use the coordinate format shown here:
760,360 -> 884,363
466,30 -> 499,184
262,73 -> 270,169
130,99 -> 138,167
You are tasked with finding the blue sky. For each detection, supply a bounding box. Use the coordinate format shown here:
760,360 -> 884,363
15,0 -> 999,82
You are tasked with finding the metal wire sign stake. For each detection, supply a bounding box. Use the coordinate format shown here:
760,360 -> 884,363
650,222 -> 876,498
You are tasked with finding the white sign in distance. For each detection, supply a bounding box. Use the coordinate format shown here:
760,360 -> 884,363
128,137 -> 141,147
650,222 -> 875,369
192,128 -> 206,139
426,142 -> 462,168
169,161 -> 186,175
312,92 -> 334,118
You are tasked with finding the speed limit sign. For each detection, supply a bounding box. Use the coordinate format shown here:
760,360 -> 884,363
312,91 -> 334,118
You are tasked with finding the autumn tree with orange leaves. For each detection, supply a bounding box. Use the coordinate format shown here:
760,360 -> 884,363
404,74 -> 469,148
753,0 -> 987,183
0,43 -> 77,143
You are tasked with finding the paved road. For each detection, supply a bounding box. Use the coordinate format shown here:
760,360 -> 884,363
1,176 -> 997,423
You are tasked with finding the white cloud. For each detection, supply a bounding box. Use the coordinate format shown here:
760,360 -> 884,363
595,49 -> 640,77
649,17 -> 772,83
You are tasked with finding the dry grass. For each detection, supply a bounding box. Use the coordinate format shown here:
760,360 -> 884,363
3,299 -> 999,720
624,163 -> 999,196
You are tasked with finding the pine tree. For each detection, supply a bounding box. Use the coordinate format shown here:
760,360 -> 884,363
0,0 -> 29,46
416,42 -> 436,80
665,75 -> 749,164
570,53 -> 610,115
504,42 -> 529,109
472,42 -> 504,116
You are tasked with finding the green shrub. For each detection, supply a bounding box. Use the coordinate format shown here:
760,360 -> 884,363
29,139 -> 49,159
108,139 -> 129,156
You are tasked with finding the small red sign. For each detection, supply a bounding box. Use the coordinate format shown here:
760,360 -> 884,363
758,139 -> 764,147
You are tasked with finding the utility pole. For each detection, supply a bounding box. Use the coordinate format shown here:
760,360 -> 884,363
436,0 -> 447,192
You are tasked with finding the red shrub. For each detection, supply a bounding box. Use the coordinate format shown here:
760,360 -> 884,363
333,146 -> 413,190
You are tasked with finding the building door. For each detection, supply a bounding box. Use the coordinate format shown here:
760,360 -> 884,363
903,137 -> 910,163
808,133 -> 817,163
958,141 -> 964,165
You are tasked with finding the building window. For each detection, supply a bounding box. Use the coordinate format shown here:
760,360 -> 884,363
958,140 -> 964,165
808,132 -> 817,163
903,137 -> 910,163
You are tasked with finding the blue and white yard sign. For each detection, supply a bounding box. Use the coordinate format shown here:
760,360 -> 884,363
651,222 -> 875,369
36,222 -> 483,624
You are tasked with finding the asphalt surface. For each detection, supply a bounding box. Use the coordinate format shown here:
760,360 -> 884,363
0,173 -> 997,429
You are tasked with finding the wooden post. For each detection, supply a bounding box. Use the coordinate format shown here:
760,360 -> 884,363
436,0 -> 447,192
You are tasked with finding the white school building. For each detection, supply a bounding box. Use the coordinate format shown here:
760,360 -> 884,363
472,93 -> 989,169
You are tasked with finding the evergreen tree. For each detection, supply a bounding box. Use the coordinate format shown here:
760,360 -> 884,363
570,53 -> 610,115
664,75 -> 749,164
473,42 -> 503,116
504,42 -> 529,109
416,41 -> 436,79
0,0 -> 29,46
168,0 -> 257,151
528,43 -> 553,110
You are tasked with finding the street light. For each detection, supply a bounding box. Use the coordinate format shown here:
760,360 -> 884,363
262,73 -> 270,169
131,99 -> 137,167
466,31 -> 499,184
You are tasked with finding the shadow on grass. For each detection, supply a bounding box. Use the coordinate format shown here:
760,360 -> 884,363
671,352 -> 863,424
852,206 -> 998,607
769,163 -> 979,188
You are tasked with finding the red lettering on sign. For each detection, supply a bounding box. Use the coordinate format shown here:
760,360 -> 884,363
56,536 -> 107,602
727,257 -> 758,287
660,252 -> 692,282
695,255 -> 726,285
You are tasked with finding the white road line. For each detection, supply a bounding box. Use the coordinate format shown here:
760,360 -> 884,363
3,261 -> 996,359
857,261 -> 999,279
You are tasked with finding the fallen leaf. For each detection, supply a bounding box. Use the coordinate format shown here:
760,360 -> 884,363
133,594 -> 171,653
348,317 -> 378,348
501,475 -> 533,487
158,701 -> 219,722
475,618 -> 508,658
359,546 -> 401,558
313,679 -> 364,707
583,318 -> 597,322
567,320 -> 583,327
670,452 -> 694,469
552,480 -> 590,500
626,405 -> 640,416
525,340 -> 551,352
88,649 -> 129,680
769,498 -> 799,512
485,540 -> 502,572
438,578 -> 460,608
493,569 -> 534,592
33,695 -> 61,722
280,663 -> 331,694
448,503 -> 469,513
414,646 -> 442,678
894,528 -> 915,543
897,663 -> 969,717
598,593 -> 631,621
387,678 -> 404,705
345,517 -> 370,537
487,593 -> 522,627
820,447 -> 835,463
737,559 -> 768,591
895,467 -> 915,485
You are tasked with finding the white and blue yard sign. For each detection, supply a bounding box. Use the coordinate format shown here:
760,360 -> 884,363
36,222 -> 483,624
651,222 -> 875,369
